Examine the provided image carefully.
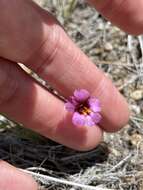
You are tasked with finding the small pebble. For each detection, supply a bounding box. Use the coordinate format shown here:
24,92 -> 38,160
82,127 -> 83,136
97,22 -> 104,30
104,42 -> 113,51
130,104 -> 141,114
129,133 -> 142,146
0,115 -> 6,122
130,90 -> 143,101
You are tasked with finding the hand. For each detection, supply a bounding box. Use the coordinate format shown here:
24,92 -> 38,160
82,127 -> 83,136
0,0 -> 134,189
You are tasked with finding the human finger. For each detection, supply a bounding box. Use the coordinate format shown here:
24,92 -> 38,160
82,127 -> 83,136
0,160 -> 37,190
25,5 -> 129,132
0,1 -> 129,132
0,58 -> 103,151
88,0 -> 143,35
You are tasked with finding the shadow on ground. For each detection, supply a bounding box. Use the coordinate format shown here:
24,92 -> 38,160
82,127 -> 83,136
0,121 -> 109,175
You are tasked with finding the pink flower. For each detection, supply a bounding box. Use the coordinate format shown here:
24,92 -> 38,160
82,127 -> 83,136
65,89 -> 102,127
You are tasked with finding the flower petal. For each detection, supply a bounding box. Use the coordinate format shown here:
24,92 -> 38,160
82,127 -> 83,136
74,89 -> 90,102
72,112 -> 86,126
65,102 -> 75,112
88,98 -> 101,112
90,112 -> 102,124
84,115 -> 95,127
70,96 -> 78,106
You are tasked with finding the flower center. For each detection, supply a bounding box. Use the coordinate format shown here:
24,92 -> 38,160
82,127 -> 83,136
78,104 -> 91,115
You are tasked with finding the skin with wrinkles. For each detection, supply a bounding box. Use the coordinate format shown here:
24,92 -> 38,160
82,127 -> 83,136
1,0 -> 143,189
0,0 -> 129,149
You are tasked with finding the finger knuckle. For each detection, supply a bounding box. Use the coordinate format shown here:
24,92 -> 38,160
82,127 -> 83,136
33,25 -> 64,75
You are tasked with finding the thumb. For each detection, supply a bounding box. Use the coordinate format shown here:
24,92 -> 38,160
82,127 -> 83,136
0,160 -> 38,190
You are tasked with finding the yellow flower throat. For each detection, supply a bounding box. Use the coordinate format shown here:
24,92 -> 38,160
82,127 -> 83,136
79,106 -> 91,115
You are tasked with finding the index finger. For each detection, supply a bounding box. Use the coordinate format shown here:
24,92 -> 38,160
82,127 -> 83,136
0,1 -> 129,134
25,4 -> 129,132
88,0 -> 143,35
